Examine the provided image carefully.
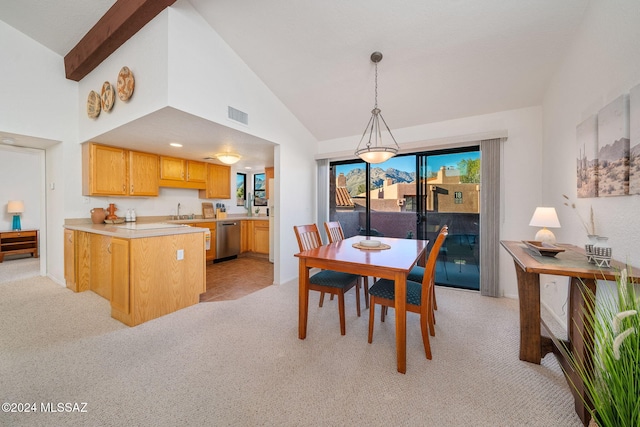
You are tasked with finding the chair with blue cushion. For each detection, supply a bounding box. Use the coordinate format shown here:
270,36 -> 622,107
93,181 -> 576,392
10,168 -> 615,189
407,225 -> 449,335
323,221 -> 369,310
367,226 -> 448,359
294,224 -> 363,335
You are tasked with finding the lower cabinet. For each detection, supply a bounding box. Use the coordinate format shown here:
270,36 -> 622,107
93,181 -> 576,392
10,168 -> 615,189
240,220 -> 269,255
64,229 -> 90,292
65,229 -> 206,327
253,220 -> 269,254
110,238 -> 130,322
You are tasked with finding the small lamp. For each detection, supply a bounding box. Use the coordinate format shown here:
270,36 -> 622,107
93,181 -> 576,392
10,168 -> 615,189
8,200 -> 24,231
529,207 -> 560,244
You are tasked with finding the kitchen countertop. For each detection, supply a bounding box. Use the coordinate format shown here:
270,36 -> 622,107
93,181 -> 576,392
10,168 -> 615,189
63,216 -> 270,238
63,222 -> 209,239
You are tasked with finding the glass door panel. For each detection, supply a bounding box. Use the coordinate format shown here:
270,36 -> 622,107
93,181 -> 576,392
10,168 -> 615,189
419,149 -> 480,290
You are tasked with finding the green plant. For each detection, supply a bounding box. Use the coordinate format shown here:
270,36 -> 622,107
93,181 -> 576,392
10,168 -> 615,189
566,269 -> 640,426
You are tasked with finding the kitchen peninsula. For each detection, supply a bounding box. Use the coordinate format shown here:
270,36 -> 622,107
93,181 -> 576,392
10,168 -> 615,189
63,222 -> 207,326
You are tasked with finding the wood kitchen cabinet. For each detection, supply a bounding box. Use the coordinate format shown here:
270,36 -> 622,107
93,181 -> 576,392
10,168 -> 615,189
64,229 -> 90,292
199,164 -> 231,199
240,220 -> 269,254
89,233 -> 112,300
66,226 -> 206,327
82,143 -> 127,196
129,150 -> 159,196
253,220 -> 270,254
159,157 -> 206,189
110,233 -> 205,326
201,222 -> 216,262
110,238 -> 130,319
82,142 -> 159,196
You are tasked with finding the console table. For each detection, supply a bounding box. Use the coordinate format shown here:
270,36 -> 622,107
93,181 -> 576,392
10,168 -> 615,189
500,240 -> 640,426
0,229 -> 39,262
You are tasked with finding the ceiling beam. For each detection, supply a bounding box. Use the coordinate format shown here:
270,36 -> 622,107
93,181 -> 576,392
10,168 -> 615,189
64,0 -> 176,81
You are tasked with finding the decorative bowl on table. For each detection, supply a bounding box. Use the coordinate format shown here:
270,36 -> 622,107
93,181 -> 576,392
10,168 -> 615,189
359,239 -> 381,248
104,218 -> 126,224
522,240 -> 565,257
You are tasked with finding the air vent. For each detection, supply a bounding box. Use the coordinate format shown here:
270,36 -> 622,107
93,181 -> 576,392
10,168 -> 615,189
228,106 -> 248,125
203,157 -> 215,160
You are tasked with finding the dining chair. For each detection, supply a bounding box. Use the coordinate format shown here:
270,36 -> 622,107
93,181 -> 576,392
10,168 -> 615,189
294,224 -> 363,335
323,221 -> 370,310
367,225 -> 448,359
407,225 -> 449,332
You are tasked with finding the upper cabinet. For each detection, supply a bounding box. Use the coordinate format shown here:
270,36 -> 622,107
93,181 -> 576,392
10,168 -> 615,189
83,143 -> 230,198
159,156 -> 206,189
199,164 -> 231,199
82,143 -> 158,197
128,151 -> 159,196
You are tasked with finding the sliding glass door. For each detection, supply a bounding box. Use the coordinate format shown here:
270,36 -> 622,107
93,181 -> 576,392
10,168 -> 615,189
329,146 -> 480,290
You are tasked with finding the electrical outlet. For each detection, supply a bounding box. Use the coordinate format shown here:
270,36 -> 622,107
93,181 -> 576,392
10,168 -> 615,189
177,249 -> 184,260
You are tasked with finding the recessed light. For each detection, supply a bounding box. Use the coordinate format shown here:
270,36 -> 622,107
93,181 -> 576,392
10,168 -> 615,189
170,142 -> 182,147
245,166 -> 252,170
1,137 -> 16,145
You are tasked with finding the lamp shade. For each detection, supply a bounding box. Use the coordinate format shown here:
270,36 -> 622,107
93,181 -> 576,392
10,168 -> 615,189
7,200 -> 24,214
216,153 -> 241,165
529,207 -> 560,228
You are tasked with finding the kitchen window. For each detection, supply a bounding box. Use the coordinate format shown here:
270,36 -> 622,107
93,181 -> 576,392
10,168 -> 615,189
236,173 -> 246,206
253,173 -> 267,206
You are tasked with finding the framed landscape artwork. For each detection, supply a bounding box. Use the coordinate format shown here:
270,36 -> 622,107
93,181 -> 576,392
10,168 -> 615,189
576,115 -> 598,198
630,84 -> 640,194
596,94 -> 630,197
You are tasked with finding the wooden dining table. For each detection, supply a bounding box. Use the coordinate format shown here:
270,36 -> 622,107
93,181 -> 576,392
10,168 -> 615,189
295,235 -> 428,373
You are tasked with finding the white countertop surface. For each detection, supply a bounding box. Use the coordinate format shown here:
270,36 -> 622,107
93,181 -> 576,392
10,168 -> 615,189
63,222 -> 209,239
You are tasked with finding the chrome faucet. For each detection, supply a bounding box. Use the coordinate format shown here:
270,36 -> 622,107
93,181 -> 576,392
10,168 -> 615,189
177,203 -> 181,219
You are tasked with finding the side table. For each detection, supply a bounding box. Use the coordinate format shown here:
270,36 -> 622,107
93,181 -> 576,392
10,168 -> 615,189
0,229 -> 39,262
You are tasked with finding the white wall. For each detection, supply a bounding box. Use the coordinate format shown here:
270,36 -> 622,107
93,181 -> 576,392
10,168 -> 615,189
0,20 -> 77,282
540,0 -> 640,328
0,146 -> 42,231
2,0 -> 318,286
318,106 -> 544,299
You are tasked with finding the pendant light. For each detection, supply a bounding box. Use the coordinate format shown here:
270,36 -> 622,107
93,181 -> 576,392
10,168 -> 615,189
354,51 -> 399,164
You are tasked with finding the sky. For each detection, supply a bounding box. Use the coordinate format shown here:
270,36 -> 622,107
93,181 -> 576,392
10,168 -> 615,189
336,150 -> 480,177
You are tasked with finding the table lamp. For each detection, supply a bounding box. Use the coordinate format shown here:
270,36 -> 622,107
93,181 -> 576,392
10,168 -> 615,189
8,200 -> 24,231
529,207 -> 560,244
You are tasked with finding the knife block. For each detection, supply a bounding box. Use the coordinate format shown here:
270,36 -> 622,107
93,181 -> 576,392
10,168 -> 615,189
216,209 -> 227,219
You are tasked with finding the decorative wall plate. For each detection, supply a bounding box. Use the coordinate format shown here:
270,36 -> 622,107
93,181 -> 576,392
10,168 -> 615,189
101,81 -> 115,111
87,90 -> 101,118
117,66 -> 135,101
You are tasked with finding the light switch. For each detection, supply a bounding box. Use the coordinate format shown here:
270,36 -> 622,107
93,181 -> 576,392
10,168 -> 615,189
177,249 -> 184,260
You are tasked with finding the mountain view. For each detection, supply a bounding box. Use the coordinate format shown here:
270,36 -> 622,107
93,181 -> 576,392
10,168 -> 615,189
344,167 -> 416,196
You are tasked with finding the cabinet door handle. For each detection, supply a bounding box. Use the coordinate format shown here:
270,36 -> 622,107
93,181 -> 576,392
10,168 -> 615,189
107,243 -> 112,254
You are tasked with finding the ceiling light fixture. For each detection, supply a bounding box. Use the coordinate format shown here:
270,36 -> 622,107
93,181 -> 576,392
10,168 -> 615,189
169,142 -> 182,147
354,51 -> 399,164
216,153 -> 241,165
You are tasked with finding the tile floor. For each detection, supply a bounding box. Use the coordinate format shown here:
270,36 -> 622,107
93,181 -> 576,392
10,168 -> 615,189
201,254 -> 274,302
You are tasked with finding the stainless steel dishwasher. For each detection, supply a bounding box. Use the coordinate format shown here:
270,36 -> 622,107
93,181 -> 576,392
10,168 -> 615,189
215,221 -> 241,262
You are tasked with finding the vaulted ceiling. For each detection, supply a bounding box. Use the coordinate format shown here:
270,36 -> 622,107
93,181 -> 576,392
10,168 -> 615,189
0,0 -> 589,162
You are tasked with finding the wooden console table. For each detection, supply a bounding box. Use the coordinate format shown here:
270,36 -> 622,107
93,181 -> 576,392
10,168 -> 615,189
500,240 -> 640,426
0,229 -> 39,262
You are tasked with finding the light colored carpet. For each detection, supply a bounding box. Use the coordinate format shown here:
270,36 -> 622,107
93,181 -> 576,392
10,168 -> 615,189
0,255 -> 39,283
0,276 -> 582,426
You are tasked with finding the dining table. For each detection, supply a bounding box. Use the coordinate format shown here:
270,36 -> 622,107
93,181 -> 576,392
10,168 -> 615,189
295,235 -> 428,373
